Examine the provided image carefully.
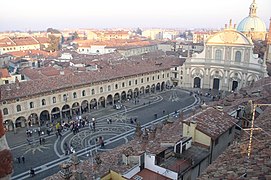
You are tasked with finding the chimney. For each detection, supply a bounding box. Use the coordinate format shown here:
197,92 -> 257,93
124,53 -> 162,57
15,76 -> 20,89
148,128 -> 156,141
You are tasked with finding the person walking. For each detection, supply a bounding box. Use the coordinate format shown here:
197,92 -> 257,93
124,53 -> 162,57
17,157 -> 21,164
21,156 -> 25,164
29,168 -> 35,177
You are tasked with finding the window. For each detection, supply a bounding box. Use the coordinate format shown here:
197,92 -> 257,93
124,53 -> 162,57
82,90 -> 86,97
17,105 -> 21,112
52,97 -> 56,103
129,81 -> 131,86
91,89 -> 95,95
3,108 -> 8,115
147,77 -> 149,82
30,102 -> 34,109
157,75 -> 160,80
180,70 -> 183,75
215,138 -> 219,146
141,78 -> 144,83
122,82 -> 125,87
167,73 -> 169,78
73,92 -> 77,98
162,74 -> 164,78
215,49 -> 222,60
175,67 -> 177,71
115,84 -> 118,89
235,51 -> 241,62
108,85 -> 111,91
63,94 -> 68,101
152,76 -> 155,80
100,87 -> 103,93
42,99 -> 46,106
135,80 -> 137,85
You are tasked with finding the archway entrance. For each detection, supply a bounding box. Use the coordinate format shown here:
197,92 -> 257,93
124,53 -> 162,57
72,102 -> 80,116
213,78 -> 220,90
15,116 -> 26,128
4,120 -> 14,131
51,107 -> 61,121
90,99 -> 97,109
232,81 -> 238,91
156,83 -> 161,91
121,91 -> 127,102
28,113 -> 39,126
145,85 -> 150,94
40,110 -> 50,126
114,93 -> 120,104
62,104 -> 71,119
161,82 -> 165,91
151,84 -> 155,93
107,95 -> 113,106
134,88 -> 139,98
193,77 -> 201,88
127,89 -> 133,100
81,100 -> 89,113
98,97 -> 106,108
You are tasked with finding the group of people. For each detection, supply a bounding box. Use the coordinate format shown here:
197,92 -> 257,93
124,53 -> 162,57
16,155 -> 25,164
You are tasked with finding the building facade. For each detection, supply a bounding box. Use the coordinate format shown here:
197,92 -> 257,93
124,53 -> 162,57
181,21 -> 268,91
0,59 -> 180,132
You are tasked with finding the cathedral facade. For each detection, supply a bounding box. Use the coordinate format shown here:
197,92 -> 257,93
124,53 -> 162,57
182,21 -> 268,91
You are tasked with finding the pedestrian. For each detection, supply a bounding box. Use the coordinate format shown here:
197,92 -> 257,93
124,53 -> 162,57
17,157 -> 21,164
21,156 -> 25,164
29,168 -> 35,177
39,137 -> 42,145
109,119 -> 112,124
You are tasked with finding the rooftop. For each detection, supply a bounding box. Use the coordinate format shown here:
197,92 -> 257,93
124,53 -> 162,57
183,107 -> 238,140
0,55 -> 183,101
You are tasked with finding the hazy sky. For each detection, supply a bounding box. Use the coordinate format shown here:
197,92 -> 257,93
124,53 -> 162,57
0,0 -> 270,31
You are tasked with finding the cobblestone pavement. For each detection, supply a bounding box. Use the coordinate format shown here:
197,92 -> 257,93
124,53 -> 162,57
8,88 -> 201,180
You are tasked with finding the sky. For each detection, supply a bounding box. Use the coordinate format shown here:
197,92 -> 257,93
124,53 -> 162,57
0,0 -> 270,31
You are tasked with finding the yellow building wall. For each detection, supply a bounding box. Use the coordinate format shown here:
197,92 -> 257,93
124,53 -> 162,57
183,123 -> 211,147
101,170 -> 127,180
194,130 -> 211,146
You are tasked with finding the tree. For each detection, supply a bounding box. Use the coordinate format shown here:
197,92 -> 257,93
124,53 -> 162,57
46,35 -> 60,52
135,28 -> 142,35
73,31 -> 79,40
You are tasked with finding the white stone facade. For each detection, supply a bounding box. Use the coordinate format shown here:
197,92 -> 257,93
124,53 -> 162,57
181,27 -> 267,91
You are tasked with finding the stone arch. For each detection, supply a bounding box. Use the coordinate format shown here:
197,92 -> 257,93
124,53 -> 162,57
107,94 -> 113,106
40,110 -> 50,126
51,107 -> 61,120
246,74 -> 258,86
166,80 -> 172,89
90,98 -> 97,109
72,102 -> 80,116
81,100 -> 89,113
156,83 -> 161,91
127,89 -> 133,100
114,93 -> 120,104
28,113 -> 39,126
145,85 -> 150,94
161,81 -> 165,91
193,77 -> 201,88
4,119 -> 14,131
134,88 -> 139,98
151,84 -> 156,93
62,104 -> 71,119
121,91 -> 127,102
15,116 -> 27,128
98,96 -> 106,108
140,86 -> 145,95
229,71 -> 243,91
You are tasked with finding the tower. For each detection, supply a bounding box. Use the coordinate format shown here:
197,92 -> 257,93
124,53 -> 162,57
249,0 -> 257,17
